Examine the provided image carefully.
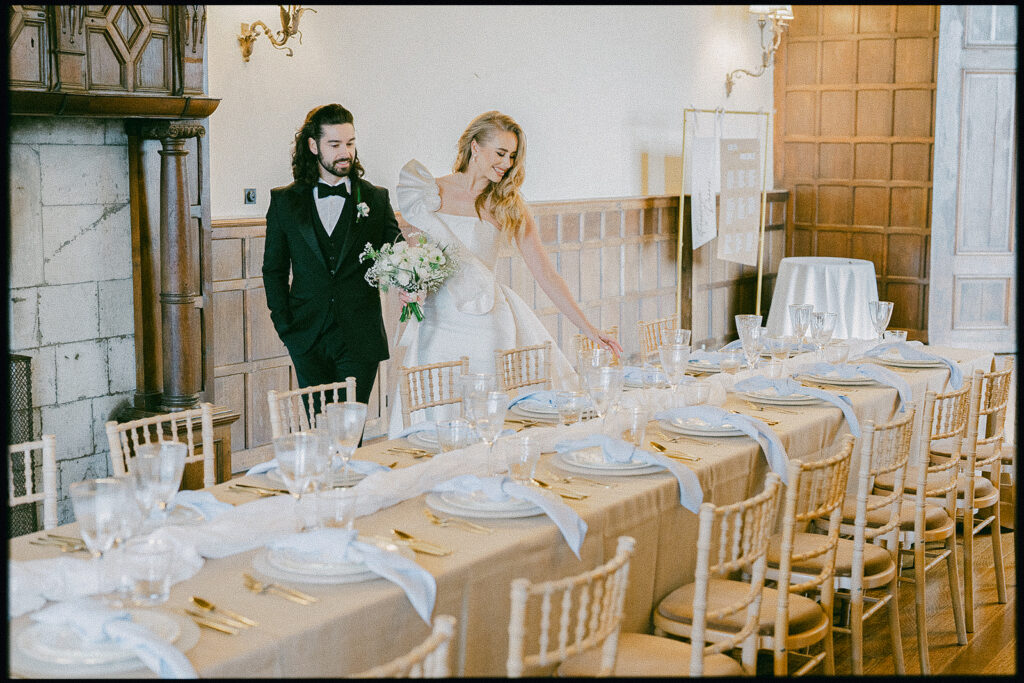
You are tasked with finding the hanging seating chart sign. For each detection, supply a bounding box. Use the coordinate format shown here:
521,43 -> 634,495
716,138 -> 761,266
689,137 -> 719,249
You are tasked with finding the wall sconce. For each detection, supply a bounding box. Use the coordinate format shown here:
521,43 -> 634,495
725,5 -> 793,96
239,5 -> 317,62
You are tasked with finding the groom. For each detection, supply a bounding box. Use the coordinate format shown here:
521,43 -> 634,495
263,103 -> 402,406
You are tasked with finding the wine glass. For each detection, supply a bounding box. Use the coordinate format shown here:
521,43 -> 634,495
788,304 -> 813,343
582,365 -> 625,422
460,373 -> 497,420
810,311 -> 839,361
467,391 -> 509,477
70,478 -> 128,593
658,343 -> 691,390
665,328 -> 692,346
868,300 -> 894,343
274,431 -> 330,530
325,401 -> 368,485
129,442 -> 187,527
735,314 -> 764,371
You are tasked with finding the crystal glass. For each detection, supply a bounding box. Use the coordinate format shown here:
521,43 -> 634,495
735,314 -> 764,370
882,329 -> 907,343
274,431 -> 329,530
70,478 -> 128,594
124,537 -> 173,606
719,350 -> 743,375
325,401 -> 367,482
582,365 -> 625,421
436,418 -> 476,452
868,300 -> 894,342
825,341 -> 850,365
682,379 -> 711,406
763,336 -> 791,379
665,328 -> 692,346
788,304 -> 813,342
129,442 -> 187,525
658,343 -> 691,389
810,311 -> 839,361
554,390 -> 589,426
316,487 -> 359,530
503,434 -> 541,484
108,476 -> 146,606
604,404 -> 650,448
460,373 -> 497,420
468,391 -> 509,476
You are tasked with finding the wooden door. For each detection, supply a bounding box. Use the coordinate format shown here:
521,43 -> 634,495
774,5 -> 939,340
929,6 -> 1017,352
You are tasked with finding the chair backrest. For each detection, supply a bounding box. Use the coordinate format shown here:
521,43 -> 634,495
507,535 -> 635,677
352,614 -> 456,678
690,473 -> 783,675
398,357 -> 470,429
852,403 -> 917,549
8,435 -> 58,531
963,358 -> 1013,478
267,376 -> 357,439
573,327 -> 620,366
773,436 -> 855,657
637,316 -> 679,364
916,383 -> 971,516
495,341 -> 553,395
106,403 -> 217,488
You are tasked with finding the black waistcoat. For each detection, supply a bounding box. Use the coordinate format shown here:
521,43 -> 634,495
311,192 -> 355,275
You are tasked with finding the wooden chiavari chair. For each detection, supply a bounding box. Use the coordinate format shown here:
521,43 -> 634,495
397,357 -> 470,431
351,615 -> 456,678
573,326 -> 620,366
8,435 -> 58,532
494,341 -> 553,396
105,403 -> 217,488
267,376 -> 357,438
637,315 -> 679,365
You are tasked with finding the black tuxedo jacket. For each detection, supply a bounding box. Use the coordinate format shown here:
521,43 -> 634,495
262,177 -> 402,361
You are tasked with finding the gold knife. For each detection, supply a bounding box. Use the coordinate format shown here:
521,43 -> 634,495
184,609 -> 239,635
391,529 -> 452,556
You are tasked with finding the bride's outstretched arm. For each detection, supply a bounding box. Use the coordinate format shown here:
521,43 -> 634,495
516,213 -> 624,357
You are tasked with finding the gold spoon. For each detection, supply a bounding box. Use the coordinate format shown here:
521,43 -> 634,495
531,478 -> 588,500
648,441 -> 700,462
190,596 -> 257,627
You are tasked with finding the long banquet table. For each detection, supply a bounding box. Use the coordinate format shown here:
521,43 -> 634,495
8,345 -> 994,678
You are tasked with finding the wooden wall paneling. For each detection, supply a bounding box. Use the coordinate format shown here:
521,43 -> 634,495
8,6 -> 50,90
775,4 -> 939,340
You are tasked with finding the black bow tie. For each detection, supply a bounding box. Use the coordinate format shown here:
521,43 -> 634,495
317,182 -> 349,199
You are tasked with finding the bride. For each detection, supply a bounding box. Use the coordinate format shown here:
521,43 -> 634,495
388,110 -> 622,436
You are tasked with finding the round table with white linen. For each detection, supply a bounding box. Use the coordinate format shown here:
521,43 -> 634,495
765,256 -> 880,340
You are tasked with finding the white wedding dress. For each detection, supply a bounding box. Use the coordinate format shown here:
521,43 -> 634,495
387,160 -> 576,437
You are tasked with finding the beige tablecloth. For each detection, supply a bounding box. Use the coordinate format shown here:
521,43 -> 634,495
8,347 -> 993,677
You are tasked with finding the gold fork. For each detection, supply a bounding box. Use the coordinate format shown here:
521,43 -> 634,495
242,573 -> 317,604
423,508 -> 492,533
531,478 -> 588,500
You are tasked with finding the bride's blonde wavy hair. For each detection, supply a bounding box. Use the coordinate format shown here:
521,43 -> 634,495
452,111 -> 529,238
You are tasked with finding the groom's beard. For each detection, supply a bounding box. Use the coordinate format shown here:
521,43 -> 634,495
317,151 -> 353,179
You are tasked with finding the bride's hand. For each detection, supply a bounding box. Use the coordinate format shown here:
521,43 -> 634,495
594,332 -> 624,358
398,290 -> 425,305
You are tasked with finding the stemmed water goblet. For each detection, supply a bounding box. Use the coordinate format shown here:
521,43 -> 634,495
468,391 -> 509,477
664,328 -> 692,347
129,442 -> 187,528
460,373 -> 497,421
735,314 -> 764,372
109,477 -> 146,606
868,300 -> 894,343
274,431 -> 330,531
658,343 -> 691,391
809,311 -> 839,361
325,401 -> 368,486
763,336 -> 791,379
70,477 -> 129,594
788,304 -> 813,344
582,365 -> 625,424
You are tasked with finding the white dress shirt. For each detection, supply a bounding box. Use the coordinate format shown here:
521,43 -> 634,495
313,176 -> 350,236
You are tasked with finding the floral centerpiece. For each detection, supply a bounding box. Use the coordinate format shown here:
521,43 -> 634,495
359,234 -> 458,322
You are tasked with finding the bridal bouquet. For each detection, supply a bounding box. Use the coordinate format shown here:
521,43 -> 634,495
359,234 -> 458,322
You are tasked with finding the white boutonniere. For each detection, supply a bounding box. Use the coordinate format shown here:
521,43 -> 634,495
356,202 -> 370,219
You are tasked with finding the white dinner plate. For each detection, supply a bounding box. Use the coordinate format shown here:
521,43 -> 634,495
872,355 -> 946,369
740,389 -> 822,406
439,491 -> 540,513
10,610 -> 199,678
425,492 -> 545,519
253,538 -> 414,585
686,360 -> 723,374
263,467 -> 366,489
407,431 -> 440,450
509,404 -> 559,421
266,536 -> 411,578
559,447 -> 653,471
658,417 -> 745,437
512,399 -> 558,415
799,372 -> 876,386
552,452 -> 664,477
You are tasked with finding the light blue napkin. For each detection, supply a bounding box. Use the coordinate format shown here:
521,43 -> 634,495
171,490 -> 233,521
795,361 -> 913,410
719,339 -> 744,352
245,458 -> 387,478
553,434 -> 703,512
31,598 -> 198,678
430,475 -> 587,558
862,341 -> 963,389
654,406 -> 789,483
623,366 -> 669,384
266,528 -> 436,624
508,390 -> 559,410
734,376 -> 861,437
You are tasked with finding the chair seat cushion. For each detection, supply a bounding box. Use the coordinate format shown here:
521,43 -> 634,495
766,532 -> 893,577
874,470 -> 996,500
930,439 -> 1000,459
834,494 -> 950,531
656,578 -> 825,635
557,633 -> 744,677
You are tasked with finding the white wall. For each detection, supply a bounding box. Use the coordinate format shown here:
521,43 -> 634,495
206,4 -> 774,218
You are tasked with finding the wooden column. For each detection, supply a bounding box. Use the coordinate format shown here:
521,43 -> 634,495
140,120 -> 206,412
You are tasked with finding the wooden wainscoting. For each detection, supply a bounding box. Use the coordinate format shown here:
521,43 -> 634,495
211,191 -> 788,469
774,5 -> 940,341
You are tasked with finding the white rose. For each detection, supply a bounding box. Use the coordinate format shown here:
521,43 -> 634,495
396,269 -> 413,287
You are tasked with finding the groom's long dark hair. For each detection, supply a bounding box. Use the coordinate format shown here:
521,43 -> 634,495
291,104 -> 366,185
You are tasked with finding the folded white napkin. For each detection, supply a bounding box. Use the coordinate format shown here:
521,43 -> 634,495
654,406 -> 789,483
794,361 -> 913,410
430,475 -> 587,557
266,528 -> 436,623
553,434 -> 703,512
734,376 -> 861,437
30,597 -> 197,678
171,490 -> 233,521
861,341 -> 963,388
